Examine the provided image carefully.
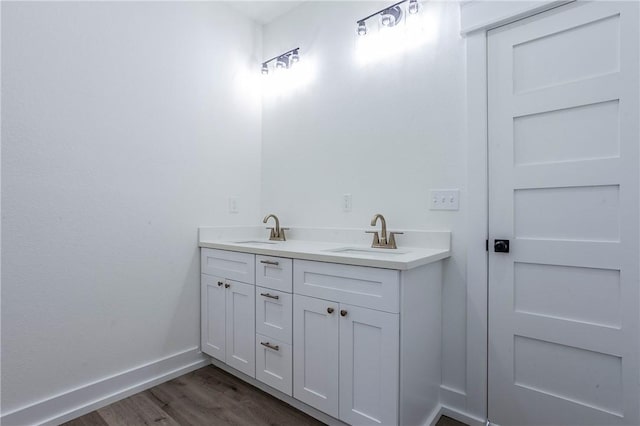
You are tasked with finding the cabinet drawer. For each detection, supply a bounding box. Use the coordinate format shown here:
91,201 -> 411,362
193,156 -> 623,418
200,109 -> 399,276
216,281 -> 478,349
201,248 -> 255,285
294,260 -> 400,313
255,334 -> 292,396
256,255 -> 292,292
256,287 -> 292,344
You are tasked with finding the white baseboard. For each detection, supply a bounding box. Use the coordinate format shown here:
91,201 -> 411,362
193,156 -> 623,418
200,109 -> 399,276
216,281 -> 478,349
1,347 -> 209,426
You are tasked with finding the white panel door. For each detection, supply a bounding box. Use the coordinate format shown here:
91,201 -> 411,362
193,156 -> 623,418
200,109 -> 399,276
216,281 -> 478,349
488,2 -> 639,425
201,274 -> 226,362
225,280 -> 255,377
339,304 -> 399,426
293,294 -> 339,417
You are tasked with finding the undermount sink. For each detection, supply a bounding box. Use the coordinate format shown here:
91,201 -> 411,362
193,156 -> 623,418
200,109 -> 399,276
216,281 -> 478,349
232,240 -> 280,245
326,247 -> 409,257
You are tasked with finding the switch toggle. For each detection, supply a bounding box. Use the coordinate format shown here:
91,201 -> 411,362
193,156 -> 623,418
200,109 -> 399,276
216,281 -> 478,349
429,190 -> 460,211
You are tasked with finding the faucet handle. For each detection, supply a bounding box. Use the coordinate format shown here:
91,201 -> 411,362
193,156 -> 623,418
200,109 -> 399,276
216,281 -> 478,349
365,230 -> 380,247
388,232 -> 404,249
265,227 -> 276,238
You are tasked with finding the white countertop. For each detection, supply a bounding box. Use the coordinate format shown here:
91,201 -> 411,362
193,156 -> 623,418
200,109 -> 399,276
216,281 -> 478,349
198,226 -> 451,270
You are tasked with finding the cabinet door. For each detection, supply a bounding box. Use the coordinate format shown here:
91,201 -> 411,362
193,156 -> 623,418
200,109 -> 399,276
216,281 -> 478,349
201,274 -> 226,361
293,294 -> 339,417
225,280 -> 255,377
339,304 -> 399,426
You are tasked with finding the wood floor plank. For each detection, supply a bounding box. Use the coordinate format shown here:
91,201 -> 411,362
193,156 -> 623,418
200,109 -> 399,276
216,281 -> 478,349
64,365 -> 467,426
438,415 -> 469,426
62,411 -> 109,426
144,367 -> 322,426
97,393 -> 180,426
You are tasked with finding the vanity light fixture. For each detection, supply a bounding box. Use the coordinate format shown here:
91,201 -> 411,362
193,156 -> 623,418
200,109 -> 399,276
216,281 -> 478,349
261,47 -> 300,74
356,0 -> 421,35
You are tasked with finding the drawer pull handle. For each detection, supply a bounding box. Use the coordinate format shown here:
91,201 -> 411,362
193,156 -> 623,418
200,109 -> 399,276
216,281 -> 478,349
327,307 -> 334,314
340,310 -> 348,317
260,260 -> 280,266
260,292 -> 279,300
260,341 -> 280,351
217,281 -> 224,287
224,283 -> 230,288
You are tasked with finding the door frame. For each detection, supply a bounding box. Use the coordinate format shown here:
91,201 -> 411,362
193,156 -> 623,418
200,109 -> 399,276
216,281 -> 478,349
461,1 -> 575,422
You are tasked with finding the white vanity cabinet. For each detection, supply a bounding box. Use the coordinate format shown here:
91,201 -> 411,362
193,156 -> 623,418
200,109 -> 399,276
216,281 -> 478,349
201,248 -> 256,377
200,245 -> 444,426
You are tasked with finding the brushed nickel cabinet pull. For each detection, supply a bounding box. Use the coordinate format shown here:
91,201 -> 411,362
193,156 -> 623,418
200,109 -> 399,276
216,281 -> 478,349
340,310 -> 348,317
327,307 -> 334,314
217,281 -> 224,287
260,260 -> 280,266
260,292 -> 279,300
224,283 -> 230,288
260,341 -> 280,351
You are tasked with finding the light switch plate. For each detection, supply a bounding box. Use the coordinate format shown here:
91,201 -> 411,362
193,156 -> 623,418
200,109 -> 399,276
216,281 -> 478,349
228,197 -> 239,214
430,190 -> 459,211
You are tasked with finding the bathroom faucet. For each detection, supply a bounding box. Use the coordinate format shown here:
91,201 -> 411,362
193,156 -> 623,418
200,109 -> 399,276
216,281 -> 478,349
263,214 -> 288,241
367,213 -> 403,249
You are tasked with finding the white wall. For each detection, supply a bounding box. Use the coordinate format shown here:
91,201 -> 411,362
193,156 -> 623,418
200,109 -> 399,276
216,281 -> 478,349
1,1 -> 261,414
261,0 -> 469,407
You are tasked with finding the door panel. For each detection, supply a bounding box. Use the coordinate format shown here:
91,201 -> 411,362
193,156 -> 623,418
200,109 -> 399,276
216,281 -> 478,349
488,2 -> 639,425
225,280 -> 255,377
293,294 -> 339,417
339,304 -> 399,426
201,274 -> 226,361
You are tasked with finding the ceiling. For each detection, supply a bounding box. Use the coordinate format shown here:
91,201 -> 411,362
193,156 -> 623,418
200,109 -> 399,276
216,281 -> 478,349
225,1 -> 306,24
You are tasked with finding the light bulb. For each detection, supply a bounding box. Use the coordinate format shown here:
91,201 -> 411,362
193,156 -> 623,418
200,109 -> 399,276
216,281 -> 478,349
408,0 -> 419,14
261,64 -> 269,75
357,21 -> 367,36
276,56 -> 288,69
290,50 -> 300,64
380,6 -> 402,27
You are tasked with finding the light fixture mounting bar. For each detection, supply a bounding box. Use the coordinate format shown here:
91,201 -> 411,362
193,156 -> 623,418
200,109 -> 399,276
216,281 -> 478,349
356,0 -> 408,23
262,47 -> 300,66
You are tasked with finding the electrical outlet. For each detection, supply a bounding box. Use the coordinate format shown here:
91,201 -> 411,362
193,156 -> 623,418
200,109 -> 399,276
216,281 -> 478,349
429,190 -> 459,211
342,194 -> 352,212
228,197 -> 239,214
